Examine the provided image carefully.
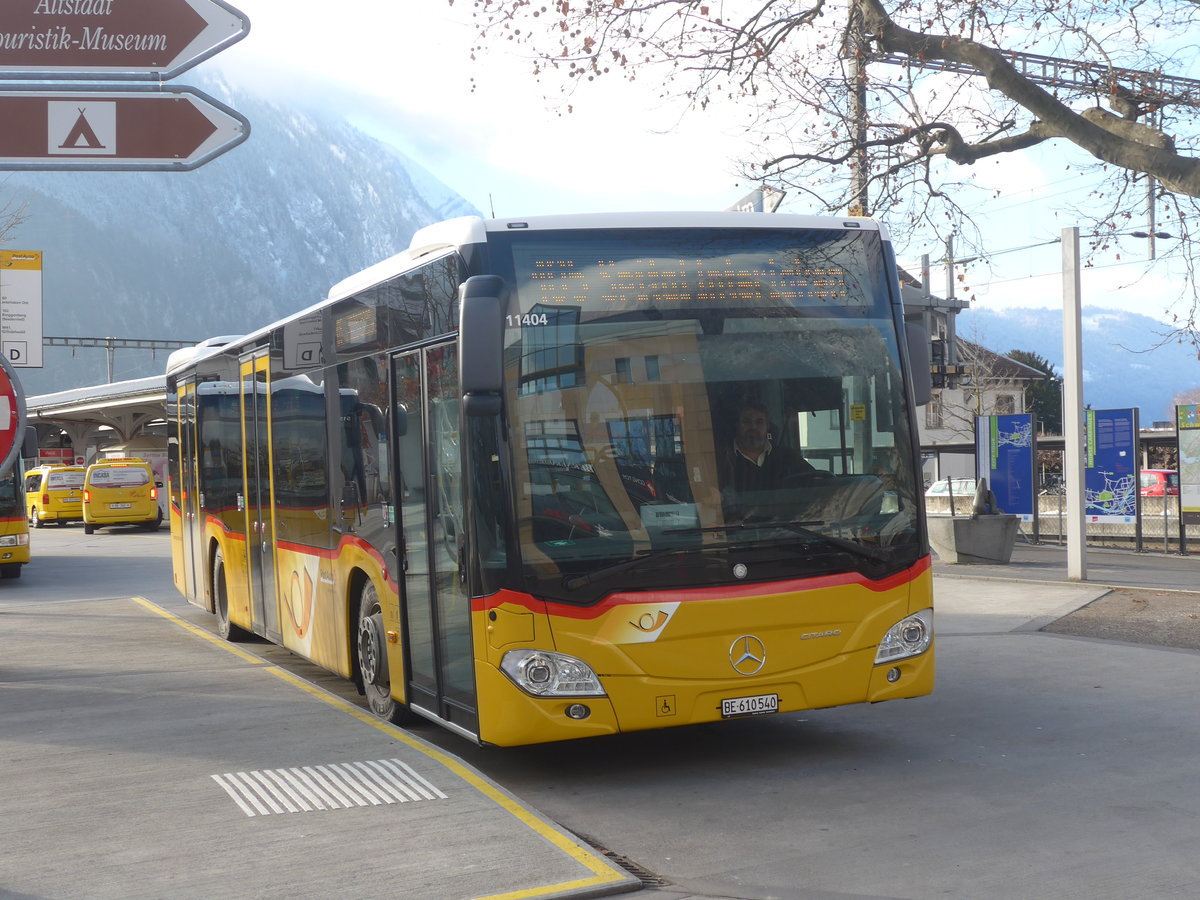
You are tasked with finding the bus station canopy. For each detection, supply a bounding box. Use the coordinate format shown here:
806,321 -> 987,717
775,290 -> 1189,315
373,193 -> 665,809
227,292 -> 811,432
26,375 -> 167,461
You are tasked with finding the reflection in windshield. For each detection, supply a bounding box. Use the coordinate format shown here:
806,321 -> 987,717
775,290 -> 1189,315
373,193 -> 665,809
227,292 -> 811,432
510,315 -> 920,593
500,229 -> 921,597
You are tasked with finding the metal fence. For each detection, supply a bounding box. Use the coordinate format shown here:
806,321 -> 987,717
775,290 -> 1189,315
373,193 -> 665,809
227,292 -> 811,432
926,492 -> 1190,553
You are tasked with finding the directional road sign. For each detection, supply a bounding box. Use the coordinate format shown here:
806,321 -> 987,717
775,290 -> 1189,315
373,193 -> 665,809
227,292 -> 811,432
0,86 -> 249,171
0,0 -> 249,80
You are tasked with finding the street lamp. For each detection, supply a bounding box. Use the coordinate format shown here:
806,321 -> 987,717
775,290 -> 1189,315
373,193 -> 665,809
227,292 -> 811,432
1129,231 -> 1174,260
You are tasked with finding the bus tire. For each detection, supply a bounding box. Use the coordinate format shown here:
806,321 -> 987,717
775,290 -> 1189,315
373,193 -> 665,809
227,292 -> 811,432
1,564 -> 21,579
356,580 -> 412,725
83,523 -> 95,535
213,547 -> 251,642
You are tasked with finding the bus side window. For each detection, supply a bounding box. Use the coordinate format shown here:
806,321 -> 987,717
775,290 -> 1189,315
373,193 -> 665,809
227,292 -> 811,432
337,356 -> 392,532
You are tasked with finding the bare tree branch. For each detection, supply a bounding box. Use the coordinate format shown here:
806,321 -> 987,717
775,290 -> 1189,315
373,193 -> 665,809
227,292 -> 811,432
465,0 -> 1200,338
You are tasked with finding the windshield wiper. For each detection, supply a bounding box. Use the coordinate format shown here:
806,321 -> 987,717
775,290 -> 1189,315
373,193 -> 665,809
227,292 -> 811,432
664,519 -> 825,535
773,521 -> 893,563
561,545 -> 731,592
562,521 -> 895,592
668,519 -> 891,563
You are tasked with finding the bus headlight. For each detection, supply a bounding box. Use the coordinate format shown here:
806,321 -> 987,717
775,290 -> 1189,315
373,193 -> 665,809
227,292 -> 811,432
500,649 -> 606,697
875,608 -> 933,664
0,533 -> 29,547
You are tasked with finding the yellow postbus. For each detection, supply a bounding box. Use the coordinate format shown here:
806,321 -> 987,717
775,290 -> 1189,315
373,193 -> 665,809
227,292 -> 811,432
82,457 -> 162,534
166,212 -> 935,746
25,464 -> 86,527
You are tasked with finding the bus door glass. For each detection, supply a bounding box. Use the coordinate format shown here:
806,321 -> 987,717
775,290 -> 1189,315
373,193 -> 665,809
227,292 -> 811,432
177,380 -> 203,600
241,351 -> 280,640
392,343 -> 478,734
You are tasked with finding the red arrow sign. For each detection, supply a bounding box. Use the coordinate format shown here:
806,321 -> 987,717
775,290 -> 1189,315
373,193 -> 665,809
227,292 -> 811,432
0,87 -> 249,171
0,0 -> 248,79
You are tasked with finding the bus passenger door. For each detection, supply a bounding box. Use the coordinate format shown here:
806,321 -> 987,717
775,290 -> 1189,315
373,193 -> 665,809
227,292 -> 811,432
392,344 -> 478,738
175,379 -> 204,602
241,351 -> 280,640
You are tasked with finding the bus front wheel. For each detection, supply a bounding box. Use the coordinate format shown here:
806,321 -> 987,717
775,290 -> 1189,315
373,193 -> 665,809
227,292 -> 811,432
356,581 -> 411,725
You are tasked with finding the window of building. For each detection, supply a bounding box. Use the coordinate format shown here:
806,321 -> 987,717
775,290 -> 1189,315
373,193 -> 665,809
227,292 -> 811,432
925,392 -> 943,429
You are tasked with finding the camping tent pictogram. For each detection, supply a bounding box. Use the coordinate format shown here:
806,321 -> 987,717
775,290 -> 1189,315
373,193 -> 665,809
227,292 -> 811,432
58,107 -> 106,150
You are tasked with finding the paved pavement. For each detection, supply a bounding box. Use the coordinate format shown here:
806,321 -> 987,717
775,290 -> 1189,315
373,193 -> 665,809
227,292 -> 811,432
0,530 -> 639,900
638,540 -> 1200,900
932,537 -> 1200,593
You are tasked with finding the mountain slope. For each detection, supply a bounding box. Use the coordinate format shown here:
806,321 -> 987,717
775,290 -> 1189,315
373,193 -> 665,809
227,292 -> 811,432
957,306 -> 1198,424
2,72 -> 478,395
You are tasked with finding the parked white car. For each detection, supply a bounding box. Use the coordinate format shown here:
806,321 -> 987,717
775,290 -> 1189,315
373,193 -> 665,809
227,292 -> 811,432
924,478 -> 977,498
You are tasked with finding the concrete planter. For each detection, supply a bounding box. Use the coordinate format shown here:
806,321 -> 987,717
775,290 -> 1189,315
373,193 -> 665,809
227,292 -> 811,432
927,514 -> 1020,564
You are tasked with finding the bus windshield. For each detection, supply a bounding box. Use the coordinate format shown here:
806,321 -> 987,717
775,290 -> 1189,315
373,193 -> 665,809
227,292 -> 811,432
0,467 -> 21,516
493,226 -> 922,601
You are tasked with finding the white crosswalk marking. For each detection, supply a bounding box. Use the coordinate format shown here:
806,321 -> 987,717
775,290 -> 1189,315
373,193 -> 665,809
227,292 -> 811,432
212,759 -> 448,817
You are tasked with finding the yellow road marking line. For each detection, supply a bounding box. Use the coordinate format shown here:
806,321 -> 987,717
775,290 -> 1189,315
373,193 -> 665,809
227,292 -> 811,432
130,597 -> 632,899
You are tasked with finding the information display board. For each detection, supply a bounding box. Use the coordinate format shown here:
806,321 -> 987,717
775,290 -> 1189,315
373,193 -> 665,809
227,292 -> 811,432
1178,404 -> 1200,526
1084,408 -> 1138,523
0,250 -> 43,368
975,414 -> 1035,521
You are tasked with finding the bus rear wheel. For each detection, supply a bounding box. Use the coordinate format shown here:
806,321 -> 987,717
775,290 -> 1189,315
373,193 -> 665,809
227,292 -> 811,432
213,548 -> 251,642
356,580 -> 411,724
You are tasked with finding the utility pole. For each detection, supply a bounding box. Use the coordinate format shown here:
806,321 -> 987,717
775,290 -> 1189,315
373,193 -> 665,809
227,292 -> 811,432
1061,228 -> 1087,580
845,0 -> 870,216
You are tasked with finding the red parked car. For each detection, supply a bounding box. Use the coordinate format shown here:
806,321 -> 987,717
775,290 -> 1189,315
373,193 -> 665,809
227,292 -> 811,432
1139,469 -> 1179,497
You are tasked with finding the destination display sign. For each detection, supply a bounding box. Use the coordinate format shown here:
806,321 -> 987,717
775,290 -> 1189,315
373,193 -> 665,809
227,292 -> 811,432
506,230 -> 879,315
0,0 -> 249,80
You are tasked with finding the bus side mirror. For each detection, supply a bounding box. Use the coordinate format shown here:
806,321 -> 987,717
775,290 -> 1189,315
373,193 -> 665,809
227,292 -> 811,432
459,275 -> 505,418
905,322 -> 932,407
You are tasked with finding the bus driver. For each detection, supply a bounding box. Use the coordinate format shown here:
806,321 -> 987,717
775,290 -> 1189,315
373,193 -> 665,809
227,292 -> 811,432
720,400 -> 815,509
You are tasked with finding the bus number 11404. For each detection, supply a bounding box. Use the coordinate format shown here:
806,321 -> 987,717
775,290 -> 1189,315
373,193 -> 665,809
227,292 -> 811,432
506,313 -> 549,327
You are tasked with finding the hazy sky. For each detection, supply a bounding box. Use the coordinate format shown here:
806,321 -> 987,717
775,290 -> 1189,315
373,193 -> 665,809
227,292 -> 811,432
210,0 -> 756,216
202,0 -> 1190,327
